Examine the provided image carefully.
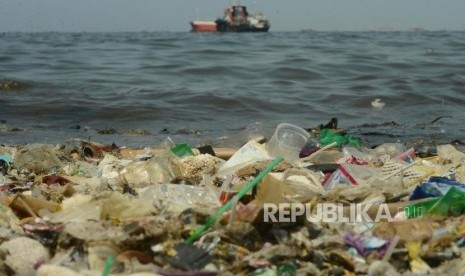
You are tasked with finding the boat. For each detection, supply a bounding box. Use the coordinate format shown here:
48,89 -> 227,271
190,5 -> 270,32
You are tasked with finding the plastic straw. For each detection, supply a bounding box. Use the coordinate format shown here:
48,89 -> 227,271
16,196 -> 38,218
382,235 -> 400,262
298,141 -> 338,164
186,156 -> 284,244
102,255 -> 115,276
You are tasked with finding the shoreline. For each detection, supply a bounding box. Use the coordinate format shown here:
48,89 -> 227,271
1,121 -> 464,275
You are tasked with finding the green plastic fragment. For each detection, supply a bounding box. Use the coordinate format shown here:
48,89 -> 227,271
319,129 -> 360,147
405,187 -> 465,218
404,198 -> 439,218
427,187 -> 465,217
171,143 -> 195,158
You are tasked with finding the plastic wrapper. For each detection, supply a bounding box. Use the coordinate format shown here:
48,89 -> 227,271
140,183 -> 221,214
343,145 -> 414,166
322,164 -> 380,190
254,173 -> 297,205
64,220 -> 124,242
48,194 -> 99,223
342,146 -> 376,163
344,232 -> 389,258
282,168 -> 325,202
13,144 -> 62,173
372,143 -> 405,158
62,160 -> 98,177
120,151 -> 176,188
97,154 -> 130,191
218,140 -> 270,177
100,192 -> 156,220
307,149 -> 343,165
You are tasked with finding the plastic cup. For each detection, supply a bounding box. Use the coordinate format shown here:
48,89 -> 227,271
267,123 -> 310,163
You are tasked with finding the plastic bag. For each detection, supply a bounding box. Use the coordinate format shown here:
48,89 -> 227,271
14,144 -> 62,173
120,151 -> 176,188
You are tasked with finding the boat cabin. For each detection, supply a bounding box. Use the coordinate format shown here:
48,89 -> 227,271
224,5 -> 249,24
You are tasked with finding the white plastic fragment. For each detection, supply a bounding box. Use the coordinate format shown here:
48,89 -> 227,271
0,237 -> 50,275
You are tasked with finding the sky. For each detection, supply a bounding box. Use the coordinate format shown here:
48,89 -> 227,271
1,0 -> 464,32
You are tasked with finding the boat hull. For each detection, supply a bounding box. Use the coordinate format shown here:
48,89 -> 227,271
215,19 -> 269,32
190,21 -> 217,32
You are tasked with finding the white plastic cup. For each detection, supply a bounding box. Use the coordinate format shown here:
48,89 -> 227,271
267,123 -> 310,163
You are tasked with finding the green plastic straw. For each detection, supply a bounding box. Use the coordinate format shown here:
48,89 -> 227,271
186,156 -> 284,244
102,255 -> 115,276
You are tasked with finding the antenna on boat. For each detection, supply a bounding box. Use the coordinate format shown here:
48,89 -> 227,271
195,7 -> 199,20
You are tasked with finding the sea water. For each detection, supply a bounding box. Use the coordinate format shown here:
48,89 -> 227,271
1,31 -> 464,147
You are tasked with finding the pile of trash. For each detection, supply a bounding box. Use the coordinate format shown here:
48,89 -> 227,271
0,120 -> 465,275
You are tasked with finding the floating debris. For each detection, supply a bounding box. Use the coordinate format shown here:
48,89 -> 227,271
371,98 -> 386,109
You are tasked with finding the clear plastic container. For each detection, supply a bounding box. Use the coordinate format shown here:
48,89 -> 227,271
267,123 -> 309,163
